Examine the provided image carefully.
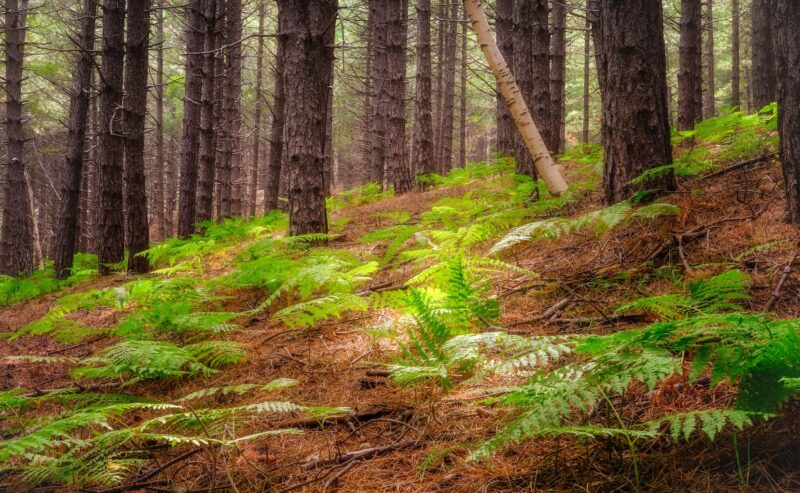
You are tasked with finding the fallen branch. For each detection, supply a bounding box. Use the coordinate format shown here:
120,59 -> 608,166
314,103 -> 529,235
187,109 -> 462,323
300,439 -> 417,471
763,252 -> 798,312
282,405 -> 409,429
699,153 -> 776,181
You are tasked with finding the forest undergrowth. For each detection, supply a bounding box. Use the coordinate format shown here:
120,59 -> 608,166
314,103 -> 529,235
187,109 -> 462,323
2,106 -> 800,492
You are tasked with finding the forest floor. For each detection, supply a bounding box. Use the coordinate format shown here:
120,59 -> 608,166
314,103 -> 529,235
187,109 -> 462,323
3,115 -> 800,492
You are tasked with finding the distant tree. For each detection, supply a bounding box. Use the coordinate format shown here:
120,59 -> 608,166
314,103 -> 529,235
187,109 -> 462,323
0,0 -> 33,276
53,0 -> 96,279
591,0 -> 675,204
459,15 -> 468,168
731,0 -> 740,109
369,0 -> 388,187
751,0 -> 775,109
249,0 -> 265,216
386,0 -> 412,193
678,0 -> 702,130
412,0 -> 435,181
582,0 -> 591,143
278,0 -> 337,235
550,0 -> 566,154
153,0 -> 166,240
436,0 -> 459,174
217,0 -> 243,219
97,0 -> 126,274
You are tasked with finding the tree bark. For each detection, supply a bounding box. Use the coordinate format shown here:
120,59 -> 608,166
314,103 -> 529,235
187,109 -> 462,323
678,0 -> 702,130
412,0 -> 435,181
772,1 -> 800,223
386,0 -> 412,193
97,0 -> 126,274
250,0 -> 265,215
703,0 -> 715,119
495,0 -> 515,156
177,0 -> 205,237
53,0 -> 96,279
123,0 -> 151,274
582,0 -> 591,143
550,0 -> 566,154
279,0 -> 337,236
154,0 -> 166,240
217,0 -> 243,219
463,0 -> 567,194
436,0 -> 459,174
751,0 -> 775,109
459,16 -> 467,168
264,14 -> 286,211
369,0 -> 388,186
731,0 -> 740,109
591,0 -> 675,204
196,0 -> 218,223
0,0 -> 33,277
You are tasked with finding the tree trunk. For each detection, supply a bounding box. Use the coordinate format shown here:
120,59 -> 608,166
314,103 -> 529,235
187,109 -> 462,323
123,0 -> 151,274
550,0 -> 566,154
250,0 -> 265,215
264,14 -> 286,211
217,0 -> 243,219
582,0 -> 591,143
97,0 -> 126,274
463,0 -> 567,194
369,0 -> 388,187
592,0 -> 674,204
177,0 -> 205,237
459,16 -> 467,168
165,135 -> 177,236
196,0 -> 218,223
751,0 -> 775,109
0,0 -> 32,276
731,0 -> 740,109
437,0 -> 459,174
703,0 -> 715,119
360,8 -> 373,186
412,0 -> 435,180
323,43 -> 335,196
279,0 -> 337,236
53,0 -> 96,279
678,0 -> 702,130
386,0 -> 412,193
495,0 -> 515,156
154,0 -> 166,240
772,1 -> 800,223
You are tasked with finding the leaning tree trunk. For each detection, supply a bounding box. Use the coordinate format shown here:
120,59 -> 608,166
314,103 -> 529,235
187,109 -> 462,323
703,0 -> 715,119
772,1 -> 800,224
177,0 -> 205,237
53,0 -> 96,279
592,0 -> 674,204
678,0 -> 702,130
97,0 -> 126,274
250,0 -> 265,215
462,0 -> 567,194
386,0 -> 412,193
124,0 -> 151,274
264,14 -> 286,212
0,0 -> 33,277
550,0 -> 566,154
495,0 -> 515,157
279,0 -> 337,236
751,0 -> 775,109
196,0 -> 218,223
731,0 -> 740,109
412,0 -> 435,181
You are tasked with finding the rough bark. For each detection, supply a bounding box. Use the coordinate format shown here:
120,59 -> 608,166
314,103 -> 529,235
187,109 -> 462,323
412,0 -> 435,180
154,0 -> 166,240
582,0 -> 591,143
177,0 -> 205,237
123,0 -> 151,274
437,0 -> 459,173
196,0 -> 218,223
731,0 -> 740,109
96,0 -> 126,274
53,0 -> 96,279
459,17 -> 467,168
250,0 -> 265,215
703,0 -> 715,119
165,135 -> 177,236
495,0 -> 515,156
751,0 -> 775,109
772,1 -> 800,223
369,0 -> 388,186
386,0 -> 412,193
279,0 -> 337,236
264,14 -> 286,211
463,0 -> 567,194
217,0 -> 243,219
0,0 -> 32,277
550,0 -> 566,154
592,0 -> 675,204
678,0 -> 702,130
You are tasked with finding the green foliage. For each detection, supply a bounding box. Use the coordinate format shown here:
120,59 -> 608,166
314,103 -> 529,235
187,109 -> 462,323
417,158 -> 513,188
327,182 -> 393,212
0,253 -> 97,307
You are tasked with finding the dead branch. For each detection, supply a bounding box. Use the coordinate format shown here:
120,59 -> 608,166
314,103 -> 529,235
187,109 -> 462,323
300,439 -> 417,471
763,251 -> 798,312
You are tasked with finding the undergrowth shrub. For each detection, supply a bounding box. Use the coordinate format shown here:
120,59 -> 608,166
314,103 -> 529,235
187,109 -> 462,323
0,253 -> 97,307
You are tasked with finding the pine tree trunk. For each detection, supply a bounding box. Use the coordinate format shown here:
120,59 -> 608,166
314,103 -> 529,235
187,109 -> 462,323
772,1 -> 800,223
433,0 -> 446,166
369,0 -> 388,187
459,17 -> 467,168
550,0 -> 566,154
323,45 -> 335,196
0,0 -> 32,276
97,0 -> 126,273
437,0 -> 459,174
703,0 -> 715,119
279,0 -> 337,236
153,0 -> 166,240
361,8 -> 374,185
196,0 -> 218,223
123,0 -> 151,274
53,0 -> 96,279
165,135 -> 177,236
731,0 -> 740,109
678,0 -> 702,130
495,0 -> 515,156
250,0 -> 265,215
177,0 -> 205,237
582,0 -> 591,143
751,0 -> 775,109
386,0 -> 412,193
412,0 -> 435,180
592,0 -> 674,204
264,15 -> 286,211
217,0 -> 243,219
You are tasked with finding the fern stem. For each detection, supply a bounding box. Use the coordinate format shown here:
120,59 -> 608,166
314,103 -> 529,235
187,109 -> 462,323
600,389 -> 641,493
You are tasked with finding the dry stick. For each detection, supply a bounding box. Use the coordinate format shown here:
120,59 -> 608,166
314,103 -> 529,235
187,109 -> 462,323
763,251 -> 798,312
462,0 -> 567,195
699,153 -> 776,181
300,439 -> 417,471
321,460 -> 360,493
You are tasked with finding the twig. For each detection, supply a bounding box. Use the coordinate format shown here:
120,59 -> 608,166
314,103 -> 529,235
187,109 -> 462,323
763,252 -> 798,312
321,460 -> 360,493
300,439 -> 417,471
699,153 -> 775,181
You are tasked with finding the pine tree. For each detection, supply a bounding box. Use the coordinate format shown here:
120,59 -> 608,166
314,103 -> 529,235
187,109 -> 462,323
678,0 -> 702,130
412,0 -> 434,181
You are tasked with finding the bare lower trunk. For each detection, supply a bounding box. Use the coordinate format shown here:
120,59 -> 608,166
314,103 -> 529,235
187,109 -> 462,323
153,0 -> 166,240
731,0 -> 740,109
437,0 -> 459,174
369,0 -> 388,186
196,0 -> 218,223
386,0 -> 412,193
678,0 -> 702,130
412,0 -> 434,180
459,17 -> 467,168
751,0 -> 775,109
582,0 -> 591,143
550,0 -> 566,154
703,0 -> 715,119
264,14 -> 286,211
250,0 -> 265,215
495,0 -> 515,156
